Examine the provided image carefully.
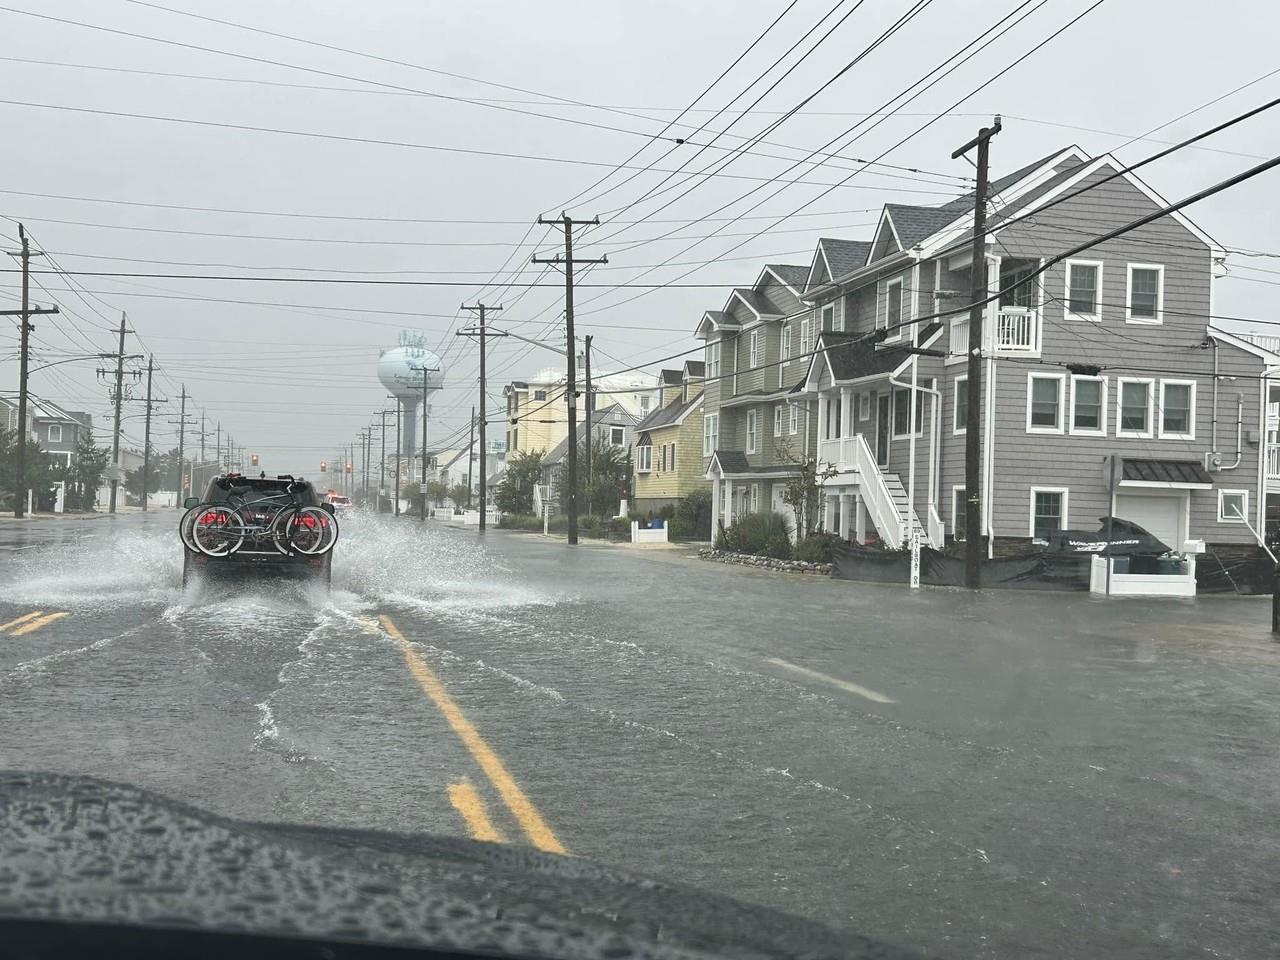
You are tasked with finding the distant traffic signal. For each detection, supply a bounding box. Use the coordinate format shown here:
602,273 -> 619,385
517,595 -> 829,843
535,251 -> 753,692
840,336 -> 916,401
320,459 -> 328,473
250,453 -> 260,467
345,460 -> 353,474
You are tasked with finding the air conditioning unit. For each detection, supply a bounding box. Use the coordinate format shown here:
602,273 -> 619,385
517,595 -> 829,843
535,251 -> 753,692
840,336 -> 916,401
1204,451 -> 1224,472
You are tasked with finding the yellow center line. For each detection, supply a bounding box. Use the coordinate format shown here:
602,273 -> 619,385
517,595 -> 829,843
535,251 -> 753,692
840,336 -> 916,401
0,611 -> 44,632
765,656 -> 897,704
10,612 -> 69,636
379,614 -> 567,856
447,779 -> 506,844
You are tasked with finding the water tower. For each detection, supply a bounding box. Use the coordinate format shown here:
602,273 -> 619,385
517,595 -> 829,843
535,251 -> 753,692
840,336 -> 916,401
377,332 -> 444,458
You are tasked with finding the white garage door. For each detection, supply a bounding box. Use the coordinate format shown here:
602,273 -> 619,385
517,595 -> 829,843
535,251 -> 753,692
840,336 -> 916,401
1115,493 -> 1185,548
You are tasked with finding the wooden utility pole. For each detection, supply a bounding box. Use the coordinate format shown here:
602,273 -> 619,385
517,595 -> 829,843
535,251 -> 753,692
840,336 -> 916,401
533,214 -> 607,545
139,356 -> 166,512
952,117 -> 1001,589
392,398 -> 402,516
459,303 -> 504,531
3,225 -> 58,518
466,405 -> 475,510
377,408 -> 393,513
106,313 -> 130,513
170,386 -> 194,504
584,334 -> 593,502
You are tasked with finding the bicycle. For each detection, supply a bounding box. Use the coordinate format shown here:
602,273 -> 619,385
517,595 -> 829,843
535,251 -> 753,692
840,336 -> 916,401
186,480 -> 338,558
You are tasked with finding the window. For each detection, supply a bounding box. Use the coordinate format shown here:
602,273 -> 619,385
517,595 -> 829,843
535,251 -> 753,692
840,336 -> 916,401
668,444 -> 676,471
1069,376 -> 1106,436
703,413 -> 719,457
820,303 -> 835,332
780,326 -> 791,387
639,395 -> 651,416
1126,264 -> 1164,323
953,377 -> 968,434
789,402 -> 799,435
1159,380 -> 1195,439
1030,488 -> 1068,541
610,426 -> 625,447
858,392 -> 870,421
749,330 -> 761,368
1218,489 -> 1248,523
705,340 -> 721,379
750,483 -> 760,513
47,424 -> 63,443
1026,373 -> 1064,433
1118,378 -> 1154,437
952,486 -> 968,540
892,388 -> 923,438
1065,260 -> 1102,320
636,442 -> 651,472
800,317 -> 814,357
882,279 -> 903,332
533,390 -> 547,401
746,409 -> 759,454
774,404 -> 784,437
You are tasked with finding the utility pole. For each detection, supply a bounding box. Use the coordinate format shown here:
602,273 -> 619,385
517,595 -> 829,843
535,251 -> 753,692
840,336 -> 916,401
103,312 -> 133,514
170,386 -> 195,505
952,116 -> 1001,590
390,397 -> 402,516
459,302 -> 504,531
583,334 -> 593,501
377,408 -> 393,513
3,225 -> 59,518
534,214 -> 607,545
139,356 -> 166,513
466,405 -> 475,510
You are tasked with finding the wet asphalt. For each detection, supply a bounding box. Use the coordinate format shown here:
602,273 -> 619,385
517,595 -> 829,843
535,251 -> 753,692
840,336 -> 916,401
0,510 -> 1277,960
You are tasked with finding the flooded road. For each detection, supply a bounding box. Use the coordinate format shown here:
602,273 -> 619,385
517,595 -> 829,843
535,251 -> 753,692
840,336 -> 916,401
2,511 -> 1279,960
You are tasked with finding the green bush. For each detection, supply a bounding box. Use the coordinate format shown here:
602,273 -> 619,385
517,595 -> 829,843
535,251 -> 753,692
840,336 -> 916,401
722,511 -> 791,556
657,503 -> 676,521
498,513 -> 542,531
672,488 -> 712,541
765,533 -> 793,560
608,516 -> 630,538
795,531 -> 839,564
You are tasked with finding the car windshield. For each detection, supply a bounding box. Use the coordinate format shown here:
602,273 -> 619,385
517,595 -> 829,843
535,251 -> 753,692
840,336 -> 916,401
2,7 -> 1279,960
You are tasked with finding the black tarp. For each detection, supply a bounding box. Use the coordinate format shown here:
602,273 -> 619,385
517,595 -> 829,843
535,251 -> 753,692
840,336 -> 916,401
1047,517 -> 1171,557
831,542 -> 1092,591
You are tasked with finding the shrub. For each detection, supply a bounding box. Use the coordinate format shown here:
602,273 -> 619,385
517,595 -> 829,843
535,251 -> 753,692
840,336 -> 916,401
722,511 -> 791,556
608,516 -> 630,538
795,531 -> 839,564
498,513 -> 541,531
765,533 -> 793,560
672,488 -> 712,541
657,503 -> 676,521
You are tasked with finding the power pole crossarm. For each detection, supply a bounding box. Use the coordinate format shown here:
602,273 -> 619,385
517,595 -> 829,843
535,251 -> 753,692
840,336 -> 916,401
459,303 -> 504,531
953,117 -> 1001,590
532,213 -> 608,546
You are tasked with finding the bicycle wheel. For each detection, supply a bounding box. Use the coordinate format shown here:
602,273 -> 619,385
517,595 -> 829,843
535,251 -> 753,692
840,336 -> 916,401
191,506 -> 244,557
279,506 -> 338,555
178,505 -> 202,553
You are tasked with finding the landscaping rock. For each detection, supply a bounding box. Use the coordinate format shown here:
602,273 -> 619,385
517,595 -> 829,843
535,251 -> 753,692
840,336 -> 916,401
696,548 -> 832,576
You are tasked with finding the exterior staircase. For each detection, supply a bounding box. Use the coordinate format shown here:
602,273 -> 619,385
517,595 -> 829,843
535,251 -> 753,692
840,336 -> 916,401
881,473 -> 928,545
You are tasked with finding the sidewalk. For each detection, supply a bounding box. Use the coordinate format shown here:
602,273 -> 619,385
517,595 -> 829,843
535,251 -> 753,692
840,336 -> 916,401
0,505 -> 154,521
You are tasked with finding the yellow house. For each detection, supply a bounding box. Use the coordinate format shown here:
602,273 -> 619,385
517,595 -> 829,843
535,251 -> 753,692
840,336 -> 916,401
633,362 -> 707,513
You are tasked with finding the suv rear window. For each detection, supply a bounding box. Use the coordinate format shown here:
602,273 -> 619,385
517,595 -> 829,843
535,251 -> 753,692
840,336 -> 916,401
202,477 -> 317,508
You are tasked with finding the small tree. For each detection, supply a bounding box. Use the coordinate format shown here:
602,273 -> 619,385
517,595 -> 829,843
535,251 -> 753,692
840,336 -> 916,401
494,450 -> 544,514
448,481 -> 471,509
424,479 -> 448,506
776,440 -> 837,540
62,431 -> 109,511
0,426 -> 55,510
559,437 -> 629,517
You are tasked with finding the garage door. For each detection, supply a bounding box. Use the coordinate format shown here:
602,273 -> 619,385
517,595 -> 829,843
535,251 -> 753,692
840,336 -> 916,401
1115,493 -> 1184,548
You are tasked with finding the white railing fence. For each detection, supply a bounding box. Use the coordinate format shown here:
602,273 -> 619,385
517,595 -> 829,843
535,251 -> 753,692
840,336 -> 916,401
851,433 -> 904,547
993,307 -> 1039,352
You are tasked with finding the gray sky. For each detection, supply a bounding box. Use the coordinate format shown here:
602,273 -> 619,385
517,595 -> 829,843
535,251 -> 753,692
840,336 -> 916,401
3,0 -> 1279,475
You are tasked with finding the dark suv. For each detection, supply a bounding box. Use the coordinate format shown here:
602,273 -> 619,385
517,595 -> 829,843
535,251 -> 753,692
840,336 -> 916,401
181,474 -> 334,588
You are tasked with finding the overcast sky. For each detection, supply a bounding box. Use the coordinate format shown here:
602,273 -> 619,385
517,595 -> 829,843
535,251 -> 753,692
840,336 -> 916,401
3,0 -> 1279,474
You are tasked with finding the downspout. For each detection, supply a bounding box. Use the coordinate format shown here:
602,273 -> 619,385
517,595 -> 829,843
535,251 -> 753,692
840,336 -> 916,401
1220,394 -> 1244,470
1211,337 -> 1219,452
908,263 -> 920,518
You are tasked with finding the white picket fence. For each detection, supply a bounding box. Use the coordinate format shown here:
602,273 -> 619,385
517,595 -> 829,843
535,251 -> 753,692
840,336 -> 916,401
631,521 -> 669,545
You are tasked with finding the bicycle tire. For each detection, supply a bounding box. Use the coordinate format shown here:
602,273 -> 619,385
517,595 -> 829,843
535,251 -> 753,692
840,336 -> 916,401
278,506 -> 338,556
191,506 -> 244,557
178,505 -> 202,553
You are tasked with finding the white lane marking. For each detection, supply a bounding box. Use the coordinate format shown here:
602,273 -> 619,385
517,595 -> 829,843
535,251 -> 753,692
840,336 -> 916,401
765,656 -> 896,704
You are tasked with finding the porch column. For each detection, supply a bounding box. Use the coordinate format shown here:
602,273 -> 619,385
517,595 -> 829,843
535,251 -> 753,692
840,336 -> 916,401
816,392 -> 828,441
823,493 -> 835,532
710,475 -> 721,543
838,493 -> 853,540
724,480 -> 735,527
855,493 -> 867,544
840,387 -> 852,438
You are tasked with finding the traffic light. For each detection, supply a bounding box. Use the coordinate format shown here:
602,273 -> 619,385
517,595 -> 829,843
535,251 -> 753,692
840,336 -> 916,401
345,460 -> 353,474
251,453 -> 260,467
320,459 -> 328,473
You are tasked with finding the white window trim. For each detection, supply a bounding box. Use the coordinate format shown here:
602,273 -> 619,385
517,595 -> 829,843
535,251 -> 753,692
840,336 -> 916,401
789,402 -> 799,435
749,330 -> 761,368
953,376 -> 968,435
882,277 -> 903,338
47,424 -> 63,443
891,387 -> 922,440
951,485 -> 968,539
1068,374 -> 1108,437
702,413 -> 719,458
1116,377 -> 1156,439
1218,488 -> 1249,523
1029,486 -> 1069,540
705,340 -> 721,379
800,317 -> 814,358
774,404 -> 784,437
636,444 -> 652,473
1158,379 -> 1196,440
1025,371 -> 1066,435
779,326 -> 791,387
855,391 -> 868,421
745,409 -> 759,454
1064,259 -> 1103,322
820,303 -> 835,333
610,426 -> 626,447
1125,263 -> 1164,325
750,483 -> 760,513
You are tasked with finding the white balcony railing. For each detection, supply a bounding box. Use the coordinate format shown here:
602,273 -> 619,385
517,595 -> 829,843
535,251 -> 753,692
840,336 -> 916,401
1267,444 -> 1280,481
817,436 -> 856,470
948,308 -> 1040,359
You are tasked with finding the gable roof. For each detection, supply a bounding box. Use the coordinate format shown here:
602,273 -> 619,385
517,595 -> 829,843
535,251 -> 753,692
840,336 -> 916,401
635,391 -> 704,433
683,360 -> 706,379
731,288 -> 784,319
765,263 -> 808,295
695,309 -> 740,339
658,368 -> 683,386
937,146 -> 1069,215
809,325 -> 942,384
542,404 -> 636,465
883,204 -> 962,251
805,238 -> 873,292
